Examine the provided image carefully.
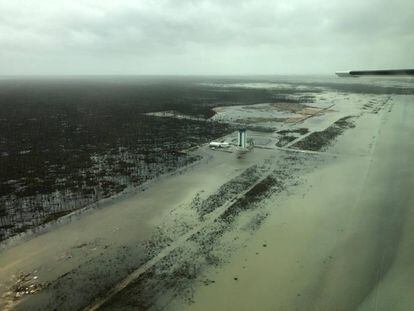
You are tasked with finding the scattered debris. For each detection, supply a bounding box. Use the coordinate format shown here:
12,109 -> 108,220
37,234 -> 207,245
2,271 -> 49,309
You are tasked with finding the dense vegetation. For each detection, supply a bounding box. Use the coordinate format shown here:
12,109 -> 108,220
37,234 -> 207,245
0,77 -> 285,240
1,75 -> 399,240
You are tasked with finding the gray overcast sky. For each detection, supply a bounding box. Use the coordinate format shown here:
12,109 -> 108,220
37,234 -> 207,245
0,0 -> 413,75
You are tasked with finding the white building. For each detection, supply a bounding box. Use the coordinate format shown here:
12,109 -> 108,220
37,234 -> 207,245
209,142 -> 230,149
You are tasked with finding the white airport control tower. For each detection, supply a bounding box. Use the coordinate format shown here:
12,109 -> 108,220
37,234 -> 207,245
237,128 -> 247,148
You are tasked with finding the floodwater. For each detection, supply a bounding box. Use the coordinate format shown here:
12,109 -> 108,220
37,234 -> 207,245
1,78 -> 414,310
168,95 -> 414,311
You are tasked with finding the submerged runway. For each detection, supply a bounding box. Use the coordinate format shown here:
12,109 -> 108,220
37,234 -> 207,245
1,94 -> 413,311
169,95 -> 414,311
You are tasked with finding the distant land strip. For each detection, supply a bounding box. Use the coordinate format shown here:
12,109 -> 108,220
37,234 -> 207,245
336,69 -> 414,77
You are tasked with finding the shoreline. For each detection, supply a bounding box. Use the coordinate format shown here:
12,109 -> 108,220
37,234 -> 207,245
0,149 -> 210,251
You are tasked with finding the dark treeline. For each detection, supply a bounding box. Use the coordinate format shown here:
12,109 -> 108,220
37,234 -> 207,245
0,77 -> 293,240
0,77 -> 280,119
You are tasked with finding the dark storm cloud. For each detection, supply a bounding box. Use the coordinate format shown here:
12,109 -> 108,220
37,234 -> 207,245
0,0 -> 413,74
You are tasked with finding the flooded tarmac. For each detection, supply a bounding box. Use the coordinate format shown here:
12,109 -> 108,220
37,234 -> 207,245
1,81 -> 414,310
167,95 -> 414,311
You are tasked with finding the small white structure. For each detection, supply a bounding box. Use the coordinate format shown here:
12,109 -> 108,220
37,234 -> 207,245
237,129 -> 247,148
209,141 -> 230,149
